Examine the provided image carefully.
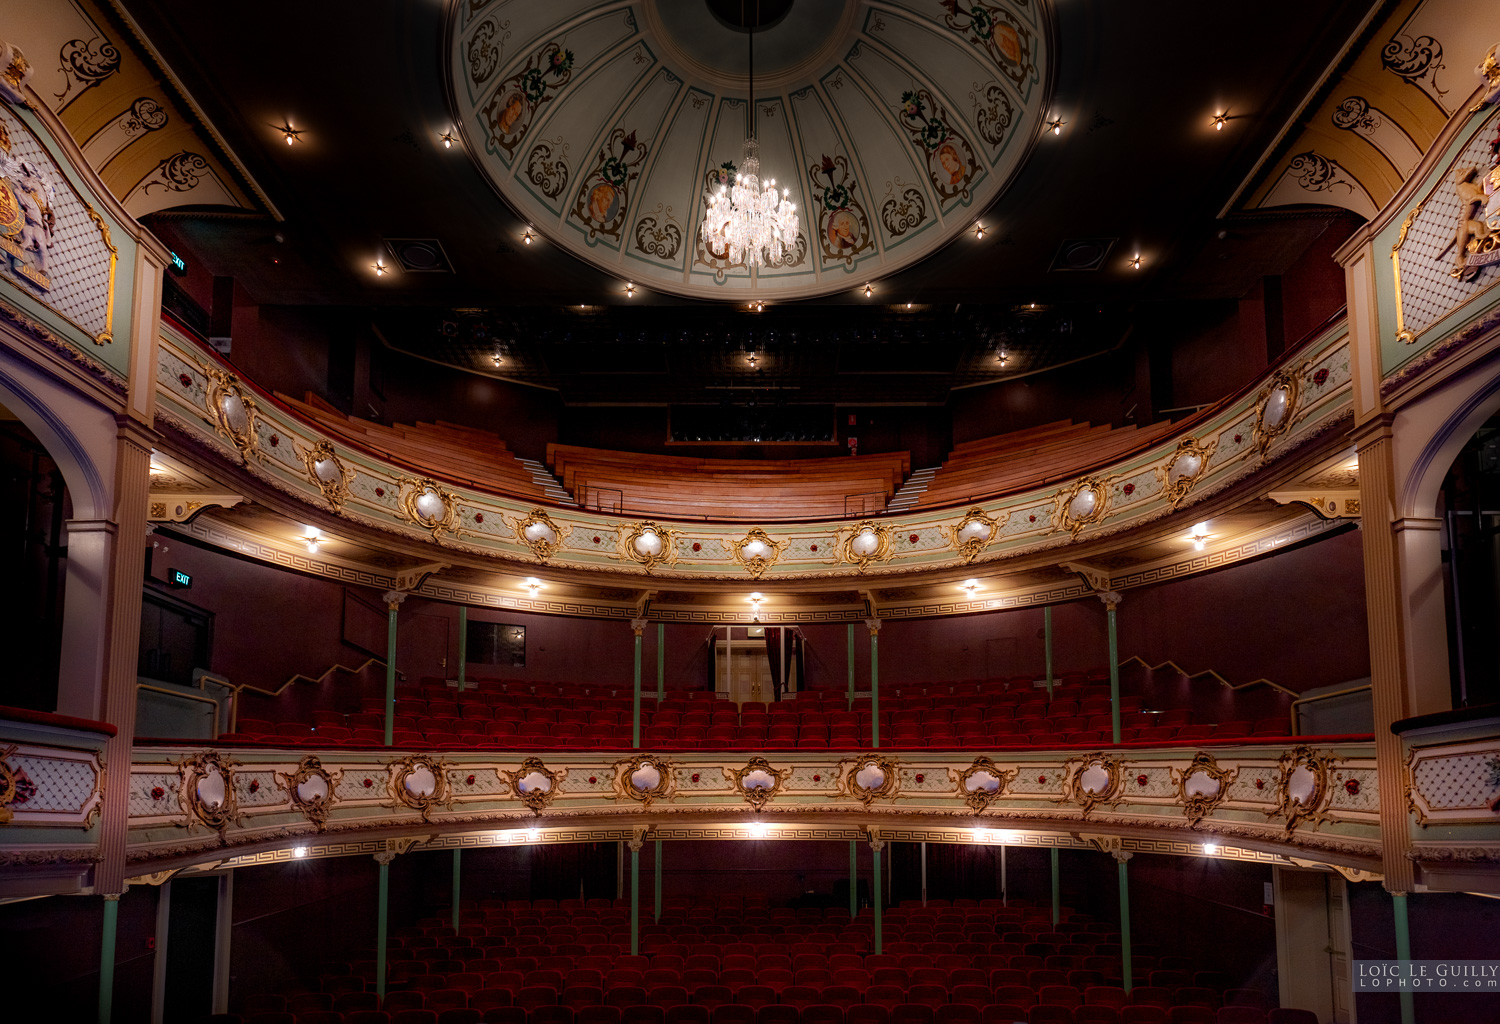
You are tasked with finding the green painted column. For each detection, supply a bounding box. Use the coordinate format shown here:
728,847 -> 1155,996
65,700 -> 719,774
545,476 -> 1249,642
1105,594 -> 1122,744
98,893 -> 120,1024
451,849 -> 462,932
847,624 -> 855,708
1393,892 -> 1415,1024
632,622 -> 644,749
630,844 -> 641,956
456,606 -> 468,693
1051,848 -> 1060,927
1118,856 -> 1133,993
872,844 -> 883,954
654,840 -> 663,922
657,623 -> 665,700
375,860 -> 390,998
870,623 -> 880,748
1043,606 -> 1054,699
383,592 -> 405,747
849,840 -> 857,919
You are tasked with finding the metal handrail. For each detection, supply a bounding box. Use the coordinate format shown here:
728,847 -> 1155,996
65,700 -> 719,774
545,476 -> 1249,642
1288,683 -> 1372,736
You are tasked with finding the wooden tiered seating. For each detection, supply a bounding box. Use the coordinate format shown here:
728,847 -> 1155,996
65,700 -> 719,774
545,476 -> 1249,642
546,445 -> 911,520
277,392 -> 553,502
916,420 -> 1180,508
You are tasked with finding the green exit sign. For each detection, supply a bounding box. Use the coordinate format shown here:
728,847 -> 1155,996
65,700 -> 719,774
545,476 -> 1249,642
169,569 -> 192,588
168,251 -> 187,276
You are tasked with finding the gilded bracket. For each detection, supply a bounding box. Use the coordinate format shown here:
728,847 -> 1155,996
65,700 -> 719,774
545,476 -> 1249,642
276,754 -> 343,831
1170,752 -> 1239,828
943,507 -> 1007,564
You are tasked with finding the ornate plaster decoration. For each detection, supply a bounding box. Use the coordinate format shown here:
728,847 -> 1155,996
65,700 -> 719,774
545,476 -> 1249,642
1268,745 -> 1341,834
1252,367 -> 1303,459
1061,752 -> 1126,817
612,754 -> 675,808
836,754 -> 901,806
503,757 -> 563,815
201,367 -> 262,464
1157,438 -> 1217,508
724,528 -> 789,578
619,520 -> 680,573
396,478 -> 463,542
1082,833 -> 1133,863
951,757 -> 1018,812
835,521 -> 895,572
276,755 -> 343,831
385,753 -> 452,823
295,439 -> 355,512
0,744 -> 16,824
725,757 -> 788,811
173,750 -> 241,835
1170,752 -> 1239,827
943,507 -> 1006,564
1053,478 -> 1110,537
507,508 -> 569,562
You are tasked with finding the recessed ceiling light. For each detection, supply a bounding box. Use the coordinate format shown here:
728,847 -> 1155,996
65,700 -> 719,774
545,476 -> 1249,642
1211,113 -> 1229,131
522,229 -> 534,245
974,223 -> 985,239
1128,255 -> 1143,269
372,260 -> 388,276
1047,118 -> 1065,135
863,283 -> 873,298
625,282 -> 636,297
279,124 -> 302,145
440,131 -> 454,148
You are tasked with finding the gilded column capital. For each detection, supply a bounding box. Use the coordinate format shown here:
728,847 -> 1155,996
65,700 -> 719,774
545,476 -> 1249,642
1097,590 -> 1123,610
381,590 -> 409,612
865,618 -> 882,637
630,617 -> 649,637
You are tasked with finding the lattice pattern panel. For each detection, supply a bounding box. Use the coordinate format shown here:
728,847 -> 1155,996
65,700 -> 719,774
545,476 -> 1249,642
1,743 -> 103,827
0,105 -> 115,341
1409,739 -> 1500,825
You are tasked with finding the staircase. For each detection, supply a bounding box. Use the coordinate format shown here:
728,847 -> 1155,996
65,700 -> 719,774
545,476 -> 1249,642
887,466 -> 938,512
517,458 -> 577,506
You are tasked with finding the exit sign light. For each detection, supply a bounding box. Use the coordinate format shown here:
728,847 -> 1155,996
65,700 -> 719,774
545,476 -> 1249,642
169,569 -> 192,588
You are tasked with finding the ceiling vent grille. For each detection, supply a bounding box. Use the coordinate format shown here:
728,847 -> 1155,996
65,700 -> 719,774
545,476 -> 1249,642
384,238 -> 454,273
1050,238 -> 1116,272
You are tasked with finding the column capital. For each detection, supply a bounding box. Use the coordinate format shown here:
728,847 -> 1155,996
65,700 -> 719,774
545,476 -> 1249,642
630,617 -> 649,636
381,590 -> 408,611
865,826 -> 886,852
1097,590 -> 1123,610
627,826 -> 652,852
102,891 -> 123,900
373,851 -> 399,866
864,618 -> 882,636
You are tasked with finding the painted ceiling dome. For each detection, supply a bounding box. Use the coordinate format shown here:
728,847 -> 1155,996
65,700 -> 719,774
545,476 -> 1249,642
447,0 -> 1051,300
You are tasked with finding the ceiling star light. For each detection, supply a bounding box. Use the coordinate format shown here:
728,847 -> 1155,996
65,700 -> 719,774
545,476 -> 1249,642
962,579 -> 980,598
1190,522 -> 1211,550
1211,113 -> 1229,131
522,229 -> 534,245
1128,255 -> 1143,269
863,283 -> 873,298
625,282 -> 636,297
524,576 -> 543,598
279,124 -> 302,145
701,12 -> 799,270
748,592 -> 764,622
373,260 -> 388,276
440,131 -> 454,148
974,223 -> 986,239
1047,118 -> 1065,135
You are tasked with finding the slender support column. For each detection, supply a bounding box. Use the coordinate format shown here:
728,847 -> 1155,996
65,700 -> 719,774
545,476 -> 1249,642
457,605 -> 468,692
1100,592 -> 1122,744
920,842 -> 928,907
629,841 -> 642,956
1043,605 -> 1054,699
452,849 -> 462,932
151,882 -> 171,1024
382,592 -> 407,746
212,872 -> 234,1013
872,840 -> 884,955
1393,892 -> 1415,1024
847,623 -> 855,708
1118,855 -> 1134,993
867,619 -> 882,748
375,857 -> 391,998
849,840 -> 858,919
631,619 -> 646,749
1001,844 -> 1008,906
654,840 -> 663,922
1050,848 -> 1060,927
657,622 -> 665,700
98,893 -> 120,1024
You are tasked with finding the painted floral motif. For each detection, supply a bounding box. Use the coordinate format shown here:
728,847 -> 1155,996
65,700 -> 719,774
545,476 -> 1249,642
571,128 -> 648,242
940,1 -> 1035,87
897,88 -> 979,202
809,154 -> 874,267
481,41 -> 574,158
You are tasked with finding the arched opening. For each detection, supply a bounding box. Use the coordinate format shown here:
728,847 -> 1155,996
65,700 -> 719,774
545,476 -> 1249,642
1437,410 -> 1500,708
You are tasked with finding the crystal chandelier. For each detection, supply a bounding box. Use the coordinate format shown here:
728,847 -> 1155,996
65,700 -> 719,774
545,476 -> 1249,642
701,3 -> 799,268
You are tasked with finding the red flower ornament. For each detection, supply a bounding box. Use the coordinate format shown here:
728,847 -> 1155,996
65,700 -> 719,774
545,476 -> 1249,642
692,542 -> 701,552
1343,778 -> 1360,796
374,487 -> 385,497
151,786 -> 165,800
1037,775 -> 1047,784
269,434 -> 279,447
178,373 -> 192,388
1136,774 -> 1148,787
1233,434 -> 1242,444
812,774 -> 821,782
909,534 -> 920,544
1028,515 -> 1037,523
690,773 -> 701,783
363,778 -> 374,788
593,536 -> 601,544
810,544 -> 819,552
474,513 -> 484,524
466,774 -> 477,785
1123,483 -> 1135,496
588,776 -> 597,784
914,773 -> 925,783
1312,367 -> 1330,387
249,779 -> 260,793
1254,778 -> 1264,790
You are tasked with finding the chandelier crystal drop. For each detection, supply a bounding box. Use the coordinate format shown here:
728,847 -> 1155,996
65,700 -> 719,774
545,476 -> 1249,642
702,137 -> 799,267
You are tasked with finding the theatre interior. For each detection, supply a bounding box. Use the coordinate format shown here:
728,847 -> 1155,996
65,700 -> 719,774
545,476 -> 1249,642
8,1 -> 1500,1022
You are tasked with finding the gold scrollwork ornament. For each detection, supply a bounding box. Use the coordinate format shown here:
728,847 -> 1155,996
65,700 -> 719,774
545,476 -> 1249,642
1053,478 -> 1109,538
1268,745 -> 1341,834
0,744 -> 16,824
295,439 -> 355,512
835,520 -> 895,572
725,527 -> 789,578
276,754 -> 343,831
1060,752 -> 1125,816
836,754 -> 901,806
397,477 -> 463,541
201,367 -> 263,464
619,520 -> 680,572
724,757 -> 789,811
952,756 -> 1018,812
1169,752 -> 1239,827
507,508 -> 570,562
503,757 -> 564,815
612,754 -> 675,808
386,753 -> 452,822
1157,437 -> 1217,509
1252,366 -> 1303,460
943,507 -> 1007,564
174,750 -> 242,835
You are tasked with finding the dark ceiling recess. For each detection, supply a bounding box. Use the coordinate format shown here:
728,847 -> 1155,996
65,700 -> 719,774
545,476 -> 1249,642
1050,239 -> 1117,272
384,239 -> 453,274
705,0 -> 797,31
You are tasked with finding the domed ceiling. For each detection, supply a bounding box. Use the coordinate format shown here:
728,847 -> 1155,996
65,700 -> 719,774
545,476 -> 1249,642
447,0 -> 1051,301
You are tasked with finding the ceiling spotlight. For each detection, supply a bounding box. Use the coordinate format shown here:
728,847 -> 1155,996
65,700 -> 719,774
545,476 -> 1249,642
1211,113 -> 1229,131
305,538 -> 319,554
1128,255 -> 1143,269
1047,119 -> 1065,135
997,350 -> 1009,366
293,846 -> 308,858
440,131 -> 454,149
748,822 -> 768,838
749,592 -> 764,622
523,229 -> 534,245
747,353 -> 758,367
961,579 -> 980,597
492,352 -> 503,366
974,223 -> 985,239
906,302 -> 912,309
525,576 -> 542,598
863,283 -> 873,298
279,124 -> 302,145
1190,522 -> 1211,551
527,828 -> 542,842
373,260 -> 388,276
1202,842 -> 1219,854
625,282 -> 636,297
755,301 -> 765,312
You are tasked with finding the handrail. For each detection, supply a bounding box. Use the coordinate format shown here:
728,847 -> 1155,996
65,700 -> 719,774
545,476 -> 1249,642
136,681 -> 221,738
1289,683 -> 1372,736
